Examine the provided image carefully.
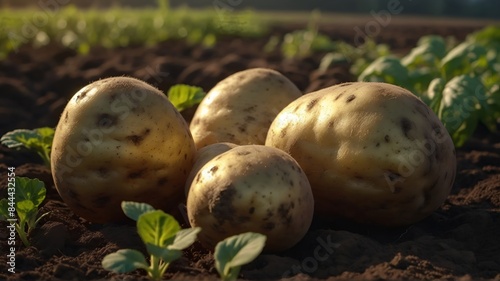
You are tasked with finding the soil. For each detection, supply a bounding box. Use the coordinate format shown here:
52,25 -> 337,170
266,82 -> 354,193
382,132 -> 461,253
1,17 -> 499,281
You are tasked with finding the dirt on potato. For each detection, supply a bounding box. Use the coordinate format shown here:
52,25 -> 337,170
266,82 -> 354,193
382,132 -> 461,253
0,17 -> 499,281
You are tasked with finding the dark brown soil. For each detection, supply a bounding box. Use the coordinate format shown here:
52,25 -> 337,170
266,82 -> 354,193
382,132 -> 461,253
0,18 -> 499,281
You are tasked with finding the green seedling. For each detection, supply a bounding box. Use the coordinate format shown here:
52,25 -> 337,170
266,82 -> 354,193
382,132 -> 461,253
167,84 -> 206,112
1,127 -> 55,168
356,25 -> 500,147
0,177 -> 50,247
102,201 -> 201,281
214,232 -> 267,281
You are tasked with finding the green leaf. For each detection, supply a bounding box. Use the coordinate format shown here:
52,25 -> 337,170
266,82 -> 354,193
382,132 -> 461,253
14,177 -> 46,207
137,210 -> 180,247
358,56 -> 410,88
479,84 -> 500,133
467,25 -> 500,47
214,232 -> 266,281
167,84 -> 206,112
102,249 -> 149,273
0,127 -> 54,167
121,201 -> 155,221
168,227 -> 201,251
440,42 -> 487,79
425,78 -> 446,114
145,243 -> 182,263
439,75 -> 486,147
402,35 -> 446,68
16,200 -> 36,223
318,52 -> 349,73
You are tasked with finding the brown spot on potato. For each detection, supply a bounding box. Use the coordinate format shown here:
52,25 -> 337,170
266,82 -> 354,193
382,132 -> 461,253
384,170 -> 403,193
209,166 -> 219,174
157,177 -> 168,186
401,117 -> 414,139
238,126 -> 247,133
126,128 -> 151,145
385,135 -> 390,143
249,207 -> 255,214
97,113 -> 117,128
307,98 -> 319,110
75,88 -> 89,102
346,95 -> 356,103
243,105 -> 256,113
64,111 -> 69,122
212,185 -> 236,225
237,150 -> 251,156
338,82 -> 353,87
93,194 -> 111,208
280,128 -> 287,138
97,167 -> 109,177
245,116 -> 256,122
328,121 -> 334,128
334,93 -> 344,101
376,142 -> 380,147
278,203 -> 293,225
128,169 -> 146,179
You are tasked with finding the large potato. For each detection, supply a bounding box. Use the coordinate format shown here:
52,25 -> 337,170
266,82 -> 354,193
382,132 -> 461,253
189,68 -> 302,149
187,145 -> 314,252
51,77 -> 196,223
265,82 -> 456,226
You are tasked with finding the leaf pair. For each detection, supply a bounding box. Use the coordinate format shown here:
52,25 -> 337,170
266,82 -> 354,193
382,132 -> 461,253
103,202 -> 267,281
101,202 -> 200,281
0,177 -> 49,246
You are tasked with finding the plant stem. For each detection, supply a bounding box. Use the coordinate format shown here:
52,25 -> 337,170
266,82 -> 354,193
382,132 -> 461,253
15,224 -> 30,247
149,255 -> 161,281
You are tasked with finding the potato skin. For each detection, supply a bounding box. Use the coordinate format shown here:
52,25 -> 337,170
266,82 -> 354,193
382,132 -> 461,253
51,77 -> 196,223
187,145 -> 314,252
190,68 -> 302,149
265,82 -> 456,226
185,142 -> 238,197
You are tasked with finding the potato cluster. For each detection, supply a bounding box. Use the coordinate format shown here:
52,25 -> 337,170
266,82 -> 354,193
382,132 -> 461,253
52,70 -> 456,252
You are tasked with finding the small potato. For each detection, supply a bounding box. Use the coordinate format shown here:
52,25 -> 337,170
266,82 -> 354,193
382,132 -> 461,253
266,82 -> 456,226
189,68 -> 302,149
185,142 -> 238,196
187,145 -> 314,252
51,77 -> 196,223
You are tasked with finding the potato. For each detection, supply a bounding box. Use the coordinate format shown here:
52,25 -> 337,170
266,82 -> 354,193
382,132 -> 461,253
187,145 -> 314,252
185,142 -> 238,197
51,77 -> 196,223
189,68 -> 302,149
265,82 -> 456,226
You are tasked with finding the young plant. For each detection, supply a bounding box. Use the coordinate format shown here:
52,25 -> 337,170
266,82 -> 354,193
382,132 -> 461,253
1,127 -> 55,168
214,232 -> 267,281
166,84 -> 206,112
0,177 -> 50,247
102,201 -> 201,281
